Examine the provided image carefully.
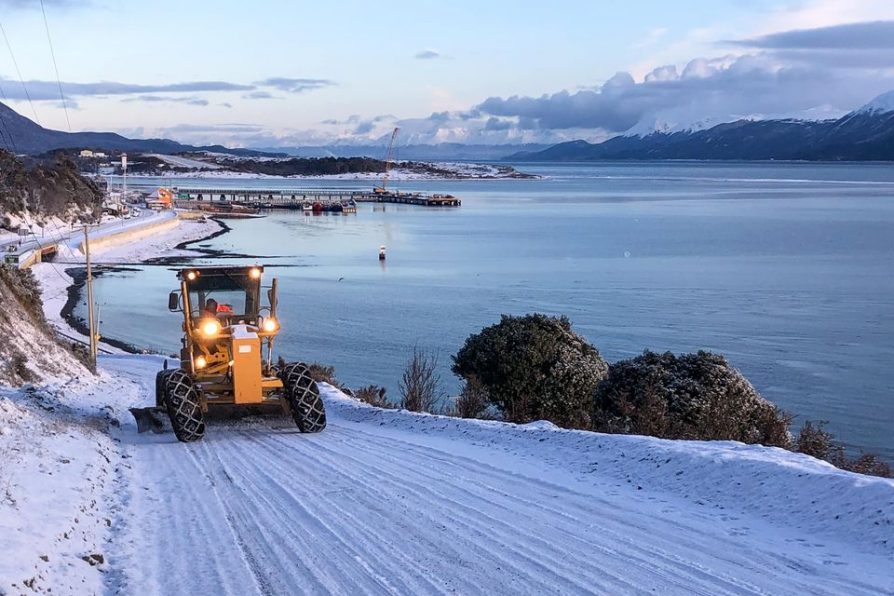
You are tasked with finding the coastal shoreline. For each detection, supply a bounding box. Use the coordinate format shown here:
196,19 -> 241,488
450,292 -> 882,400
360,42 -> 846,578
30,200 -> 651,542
32,213 -> 231,355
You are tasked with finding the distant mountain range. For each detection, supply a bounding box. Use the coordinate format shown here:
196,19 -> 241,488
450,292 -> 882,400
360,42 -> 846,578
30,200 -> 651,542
0,101 -> 549,161
509,92 -> 894,162
0,102 -> 270,157
5,90 -> 894,163
249,143 -> 553,161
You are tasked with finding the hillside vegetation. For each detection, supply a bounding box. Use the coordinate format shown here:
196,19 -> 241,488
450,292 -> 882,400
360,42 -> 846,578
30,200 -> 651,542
0,150 -> 103,228
0,267 -> 92,385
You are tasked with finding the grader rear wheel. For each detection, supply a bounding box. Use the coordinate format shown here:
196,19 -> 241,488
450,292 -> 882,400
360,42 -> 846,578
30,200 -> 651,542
280,362 -> 326,433
164,369 -> 205,442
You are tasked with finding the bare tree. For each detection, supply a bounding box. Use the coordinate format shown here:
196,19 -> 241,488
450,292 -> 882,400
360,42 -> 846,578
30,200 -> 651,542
400,346 -> 443,413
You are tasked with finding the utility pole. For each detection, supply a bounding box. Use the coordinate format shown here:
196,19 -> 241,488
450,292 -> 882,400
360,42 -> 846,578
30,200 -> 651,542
121,152 -> 128,224
84,225 -> 98,365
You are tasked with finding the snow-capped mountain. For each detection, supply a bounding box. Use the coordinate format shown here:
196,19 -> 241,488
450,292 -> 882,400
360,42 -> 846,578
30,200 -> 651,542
513,90 -> 894,162
853,90 -> 894,116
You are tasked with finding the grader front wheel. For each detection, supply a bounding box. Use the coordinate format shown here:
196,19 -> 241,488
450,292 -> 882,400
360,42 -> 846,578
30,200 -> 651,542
164,369 -> 206,442
280,362 -> 327,433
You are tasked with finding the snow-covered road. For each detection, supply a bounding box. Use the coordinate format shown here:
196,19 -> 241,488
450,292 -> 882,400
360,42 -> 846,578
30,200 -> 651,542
94,357 -> 893,596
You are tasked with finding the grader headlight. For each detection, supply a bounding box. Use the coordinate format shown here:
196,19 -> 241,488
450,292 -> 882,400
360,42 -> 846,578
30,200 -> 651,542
249,267 -> 262,280
199,317 -> 222,338
262,317 -> 278,333
195,355 -> 208,369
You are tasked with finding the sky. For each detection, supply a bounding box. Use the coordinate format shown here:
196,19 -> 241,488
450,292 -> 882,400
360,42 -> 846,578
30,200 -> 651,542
2,0 -> 894,147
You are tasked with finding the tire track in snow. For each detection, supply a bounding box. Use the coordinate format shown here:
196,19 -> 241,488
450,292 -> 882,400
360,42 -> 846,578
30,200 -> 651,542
325,421 -> 889,596
108,401 -> 894,595
262,428 -> 648,595
200,433 -> 447,595
265,427 -> 752,596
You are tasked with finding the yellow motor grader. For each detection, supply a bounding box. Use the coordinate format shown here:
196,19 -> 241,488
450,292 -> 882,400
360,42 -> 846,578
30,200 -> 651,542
130,265 -> 326,442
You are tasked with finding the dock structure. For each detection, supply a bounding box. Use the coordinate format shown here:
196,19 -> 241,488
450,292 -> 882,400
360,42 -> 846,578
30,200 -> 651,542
168,187 -> 461,208
172,187 -> 364,208
357,192 -> 461,207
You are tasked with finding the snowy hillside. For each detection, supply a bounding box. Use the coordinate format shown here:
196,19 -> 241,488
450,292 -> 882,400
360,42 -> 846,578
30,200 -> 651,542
854,90 -> 894,115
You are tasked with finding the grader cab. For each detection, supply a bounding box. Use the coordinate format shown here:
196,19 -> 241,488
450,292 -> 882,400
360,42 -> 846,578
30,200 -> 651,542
131,265 -> 326,442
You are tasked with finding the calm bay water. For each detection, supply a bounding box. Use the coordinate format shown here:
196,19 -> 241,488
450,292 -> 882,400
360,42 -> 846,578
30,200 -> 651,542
93,162 -> 894,458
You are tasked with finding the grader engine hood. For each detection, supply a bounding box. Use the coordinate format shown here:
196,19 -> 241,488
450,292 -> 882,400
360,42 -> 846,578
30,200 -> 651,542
230,325 -> 263,404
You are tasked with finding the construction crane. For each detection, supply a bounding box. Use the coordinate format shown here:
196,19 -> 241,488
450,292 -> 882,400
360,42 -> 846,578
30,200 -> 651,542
374,127 -> 400,195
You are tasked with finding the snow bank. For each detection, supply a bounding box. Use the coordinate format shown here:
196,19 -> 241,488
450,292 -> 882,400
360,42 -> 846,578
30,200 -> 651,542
320,385 -> 894,559
0,380 -> 121,594
0,213 -> 220,592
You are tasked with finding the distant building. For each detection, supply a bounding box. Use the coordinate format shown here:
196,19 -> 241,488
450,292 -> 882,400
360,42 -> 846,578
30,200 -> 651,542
79,149 -> 94,158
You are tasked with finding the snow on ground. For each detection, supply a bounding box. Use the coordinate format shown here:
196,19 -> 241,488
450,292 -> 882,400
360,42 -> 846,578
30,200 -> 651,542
146,154 -> 222,170
0,373 -> 125,594
2,212 -> 893,594
134,160 -> 530,181
19,357 -> 892,596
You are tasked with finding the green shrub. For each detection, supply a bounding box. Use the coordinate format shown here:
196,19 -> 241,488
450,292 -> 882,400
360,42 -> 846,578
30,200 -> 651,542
594,350 -> 792,447
452,314 -> 608,428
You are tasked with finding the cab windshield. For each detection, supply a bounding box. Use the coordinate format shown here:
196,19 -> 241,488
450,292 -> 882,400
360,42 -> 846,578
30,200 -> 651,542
187,272 -> 260,323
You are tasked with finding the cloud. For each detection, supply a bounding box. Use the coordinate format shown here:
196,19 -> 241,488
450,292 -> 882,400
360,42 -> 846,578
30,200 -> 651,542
321,114 -> 361,125
0,75 -> 334,103
414,49 -> 441,60
475,32 -> 894,137
155,123 -> 266,135
0,77 -> 252,101
484,117 -> 512,131
121,95 -> 210,106
731,20 -> 894,50
255,77 -> 335,93
352,121 -> 375,135
477,71 -> 644,131
243,91 -> 277,100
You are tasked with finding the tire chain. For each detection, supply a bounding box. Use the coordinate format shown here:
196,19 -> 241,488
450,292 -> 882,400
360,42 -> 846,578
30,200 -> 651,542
280,362 -> 327,433
164,369 -> 205,442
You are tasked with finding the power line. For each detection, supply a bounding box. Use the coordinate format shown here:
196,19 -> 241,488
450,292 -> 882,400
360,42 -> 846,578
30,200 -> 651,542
38,0 -> 70,131
0,21 -> 40,125
0,67 -> 19,153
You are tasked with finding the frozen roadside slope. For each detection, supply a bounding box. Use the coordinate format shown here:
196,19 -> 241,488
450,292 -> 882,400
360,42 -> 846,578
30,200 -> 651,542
102,356 -> 894,596
0,266 -> 121,594
0,215 -> 221,594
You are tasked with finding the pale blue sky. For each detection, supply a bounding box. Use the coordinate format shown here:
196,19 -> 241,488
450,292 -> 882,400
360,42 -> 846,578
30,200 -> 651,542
2,0 -> 894,146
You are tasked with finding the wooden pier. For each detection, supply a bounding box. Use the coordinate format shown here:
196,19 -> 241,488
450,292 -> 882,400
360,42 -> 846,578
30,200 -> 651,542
168,187 -> 460,208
